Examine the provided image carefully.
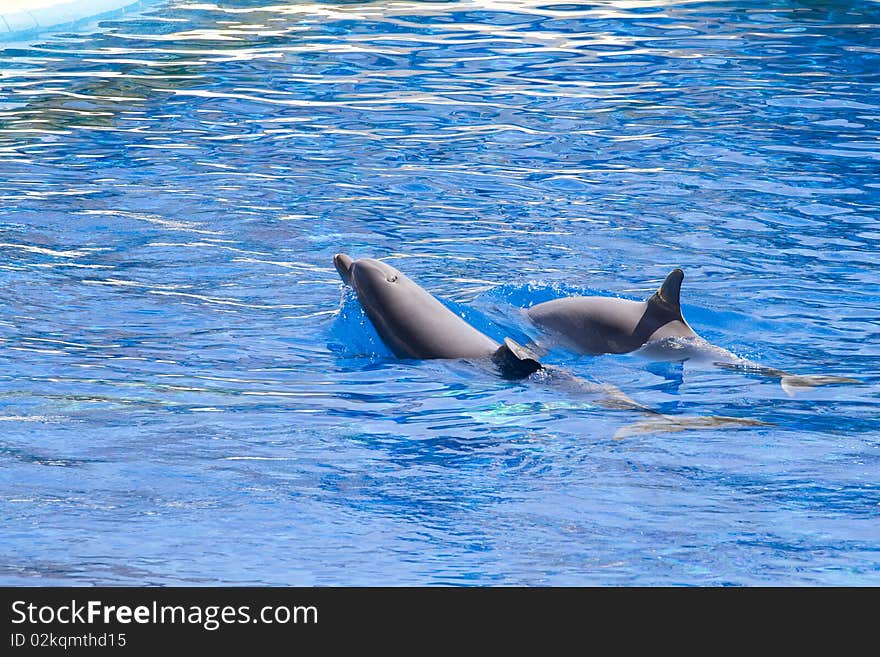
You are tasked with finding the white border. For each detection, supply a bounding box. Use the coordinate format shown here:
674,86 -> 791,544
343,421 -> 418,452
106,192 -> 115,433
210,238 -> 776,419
0,0 -> 147,39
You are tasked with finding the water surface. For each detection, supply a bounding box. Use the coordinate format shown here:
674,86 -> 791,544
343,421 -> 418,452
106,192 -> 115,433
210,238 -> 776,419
0,0 -> 878,585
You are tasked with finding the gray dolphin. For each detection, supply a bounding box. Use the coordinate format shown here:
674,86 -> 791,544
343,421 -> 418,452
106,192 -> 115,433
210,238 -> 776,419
334,253 -> 541,379
334,254 -> 769,435
527,269 -> 858,394
527,269 -> 695,355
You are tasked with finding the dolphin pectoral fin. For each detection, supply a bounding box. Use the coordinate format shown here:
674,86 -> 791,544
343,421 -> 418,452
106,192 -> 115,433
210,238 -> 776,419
613,414 -> 771,440
492,337 -> 543,379
333,253 -> 354,285
522,340 -> 548,358
780,374 -> 862,397
503,337 -> 541,362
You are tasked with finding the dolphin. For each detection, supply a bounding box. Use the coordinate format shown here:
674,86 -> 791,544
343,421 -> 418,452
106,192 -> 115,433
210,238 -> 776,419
526,269 -> 858,395
527,268 -> 695,355
334,254 -> 769,436
334,253 -> 541,379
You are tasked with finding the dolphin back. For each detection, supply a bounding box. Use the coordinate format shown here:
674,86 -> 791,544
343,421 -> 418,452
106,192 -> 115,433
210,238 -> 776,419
527,269 -> 700,355
527,296 -> 653,354
368,283 -> 501,360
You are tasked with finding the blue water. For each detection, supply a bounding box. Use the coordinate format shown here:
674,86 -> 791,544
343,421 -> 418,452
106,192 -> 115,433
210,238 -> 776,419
1,0 -> 878,586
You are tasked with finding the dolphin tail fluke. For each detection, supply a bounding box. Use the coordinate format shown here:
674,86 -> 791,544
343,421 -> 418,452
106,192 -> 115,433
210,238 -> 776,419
780,374 -> 861,397
493,337 -> 543,379
613,414 -> 771,440
333,253 -> 354,285
714,361 -> 861,395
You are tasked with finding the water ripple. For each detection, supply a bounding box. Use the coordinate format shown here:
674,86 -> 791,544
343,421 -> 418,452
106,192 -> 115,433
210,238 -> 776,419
0,0 -> 878,586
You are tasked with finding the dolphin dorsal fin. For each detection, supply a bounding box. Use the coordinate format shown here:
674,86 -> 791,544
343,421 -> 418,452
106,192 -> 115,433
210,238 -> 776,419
648,269 -> 685,317
492,338 -> 543,379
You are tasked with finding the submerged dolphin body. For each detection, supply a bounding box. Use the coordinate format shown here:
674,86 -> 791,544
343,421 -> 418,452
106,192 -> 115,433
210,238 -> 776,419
526,269 -> 858,395
334,254 -> 769,436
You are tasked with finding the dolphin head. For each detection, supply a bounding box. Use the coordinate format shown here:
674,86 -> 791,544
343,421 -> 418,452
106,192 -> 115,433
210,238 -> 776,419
348,258 -> 406,309
334,253 -> 402,291
334,254 -> 409,317
333,254 -> 426,358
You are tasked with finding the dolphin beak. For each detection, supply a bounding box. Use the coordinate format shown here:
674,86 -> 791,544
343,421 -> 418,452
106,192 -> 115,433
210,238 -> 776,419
334,253 -> 354,285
